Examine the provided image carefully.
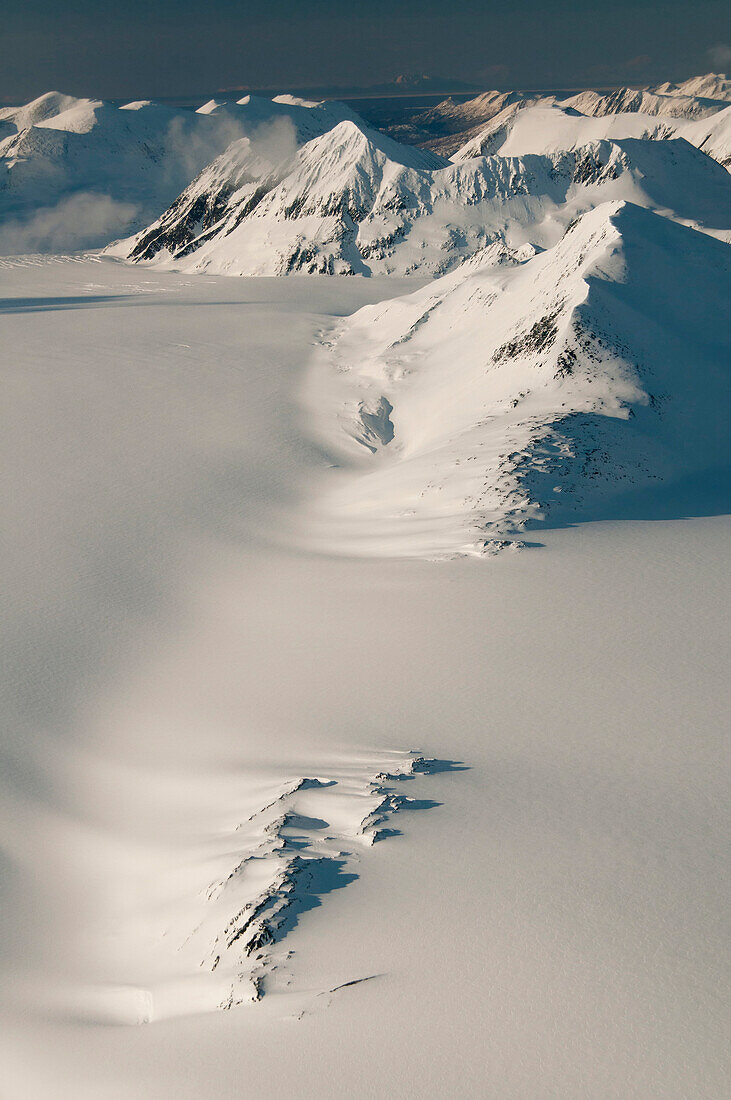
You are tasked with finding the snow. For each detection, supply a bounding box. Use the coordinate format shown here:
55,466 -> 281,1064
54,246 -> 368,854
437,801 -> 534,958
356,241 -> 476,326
196,92 -> 360,142
4,79 -> 730,261
1,70 -> 729,1098
301,201 -> 730,557
560,86 -> 727,120
384,89 -> 539,156
0,93 -> 365,254
0,91 -> 103,133
0,256 -> 727,1097
379,74 -> 731,158
454,98 -> 731,170
653,71 -> 731,101
120,123 -> 731,276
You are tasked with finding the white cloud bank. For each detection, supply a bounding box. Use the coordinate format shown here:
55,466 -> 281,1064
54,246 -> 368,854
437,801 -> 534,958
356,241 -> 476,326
708,43 -> 731,67
0,191 -> 139,255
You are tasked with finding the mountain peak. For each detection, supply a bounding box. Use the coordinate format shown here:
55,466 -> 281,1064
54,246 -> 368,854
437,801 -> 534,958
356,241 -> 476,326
308,199 -> 730,555
0,90 -> 103,133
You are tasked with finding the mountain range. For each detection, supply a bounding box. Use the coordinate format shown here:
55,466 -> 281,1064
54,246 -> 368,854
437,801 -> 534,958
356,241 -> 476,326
383,75 -> 731,157
0,91 -> 358,251
117,122 -> 730,277
2,74 -> 729,543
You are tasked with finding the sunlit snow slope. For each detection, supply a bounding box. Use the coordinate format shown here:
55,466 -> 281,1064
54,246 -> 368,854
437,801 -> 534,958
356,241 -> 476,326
1,74 -> 730,1100
1,252 -> 727,1100
122,121 -> 731,276
454,96 -> 731,169
302,202 -> 730,557
0,92 -> 360,252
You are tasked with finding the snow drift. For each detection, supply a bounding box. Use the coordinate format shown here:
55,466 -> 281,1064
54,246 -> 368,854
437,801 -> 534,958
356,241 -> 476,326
63,752 -> 454,1023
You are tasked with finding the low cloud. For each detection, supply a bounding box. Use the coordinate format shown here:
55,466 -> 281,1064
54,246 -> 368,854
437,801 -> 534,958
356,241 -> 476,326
163,111 -> 298,192
477,64 -> 510,81
708,44 -> 731,68
0,191 -> 139,255
0,109 -> 300,256
247,115 -> 298,171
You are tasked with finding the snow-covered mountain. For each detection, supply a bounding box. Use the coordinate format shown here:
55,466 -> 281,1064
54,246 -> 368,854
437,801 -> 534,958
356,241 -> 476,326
3,71 -> 731,1095
0,91 -> 361,252
383,90 -> 539,156
652,72 -> 731,101
0,90 -> 104,135
559,86 -> 725,120
122,120 -> 451,274
121,114 -> 731,276
379,74 -> 731,156
682,104 -> 731,168
303,201 -> 730,557
4,75 -> 729,258
454,98 -> 731,169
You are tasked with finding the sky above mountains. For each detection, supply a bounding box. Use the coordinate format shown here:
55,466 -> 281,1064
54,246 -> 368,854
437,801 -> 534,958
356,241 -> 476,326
2,0 -> 730,103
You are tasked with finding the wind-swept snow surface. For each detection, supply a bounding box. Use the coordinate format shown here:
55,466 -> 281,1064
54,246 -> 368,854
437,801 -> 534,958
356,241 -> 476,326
0,258 -> 727,1098
26,746 -> 453,1025
1,71 -> 730,1100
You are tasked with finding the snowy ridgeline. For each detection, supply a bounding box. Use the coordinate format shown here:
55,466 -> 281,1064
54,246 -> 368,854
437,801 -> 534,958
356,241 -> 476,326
112,77 -> 731,278
383,73 -> 731,155
0,91 -> 360,252
118,125 -> 730,278
300,201 -> 731,558
62,752 -> 463,1023
1,76 -> 730,263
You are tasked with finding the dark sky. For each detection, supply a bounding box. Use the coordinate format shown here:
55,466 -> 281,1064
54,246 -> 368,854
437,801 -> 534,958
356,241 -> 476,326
2,0 -> 730,103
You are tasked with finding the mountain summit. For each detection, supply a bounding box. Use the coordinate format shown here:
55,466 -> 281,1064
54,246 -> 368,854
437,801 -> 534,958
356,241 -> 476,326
304,201 -> 731,557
